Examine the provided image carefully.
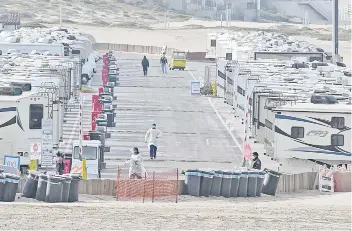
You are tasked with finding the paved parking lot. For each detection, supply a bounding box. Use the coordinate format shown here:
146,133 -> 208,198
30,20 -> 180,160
61,52 -> 243,179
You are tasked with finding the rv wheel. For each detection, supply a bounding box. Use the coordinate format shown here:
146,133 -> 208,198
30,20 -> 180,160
81,76 -> 89,84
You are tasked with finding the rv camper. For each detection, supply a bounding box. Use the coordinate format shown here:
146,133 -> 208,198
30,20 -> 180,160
272,103 -> 351,172
0,87 -> 49,172
72,140 -> 102,179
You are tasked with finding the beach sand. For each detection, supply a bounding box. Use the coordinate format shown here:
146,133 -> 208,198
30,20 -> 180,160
0,191 -> 350,230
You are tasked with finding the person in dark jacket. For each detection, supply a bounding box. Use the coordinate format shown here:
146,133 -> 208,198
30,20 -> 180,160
141,56 -> 149,76
252,152 -> 262,170
56,152 -> 64,175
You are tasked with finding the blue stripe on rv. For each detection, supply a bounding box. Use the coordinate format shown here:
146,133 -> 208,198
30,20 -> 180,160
275,114 -> 328,127
289,149 -> 351,156
0,107 -> 17,112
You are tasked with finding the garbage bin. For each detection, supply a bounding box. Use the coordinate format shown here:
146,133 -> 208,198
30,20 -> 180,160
36,174 -> 48,202
262,169 -> 282,196
45,175 -> 65,203
256,171 -> 266,196
230,172 -> 240,197
185,170 -> 201,196
0,173 -> 5,201
210,170 -> 223,197
2,173 -> 20,202
199,171 -> 213,197
61,175 -> 72,202
247,171 -> 258,197
22,171 -> 39,198
220,171 -> 232,198
237,171 -> 248,197
68,174 -> 81,202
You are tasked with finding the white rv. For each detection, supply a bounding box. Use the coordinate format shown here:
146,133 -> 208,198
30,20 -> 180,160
0,88 -> 49,171
72,140 -> 102,179
205,33 -> 217,59
272,103 -> 351,172
0,43 -> 65,56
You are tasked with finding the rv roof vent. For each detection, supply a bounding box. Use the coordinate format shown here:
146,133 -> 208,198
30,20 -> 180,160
10,82 -> 32,91
343,71 -> 351,77
314,89 -> 327,94
0,86 -> 22,96
311,95 -> 338,104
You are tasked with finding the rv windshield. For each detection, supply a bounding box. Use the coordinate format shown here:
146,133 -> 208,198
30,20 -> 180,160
73,146 -> 97,160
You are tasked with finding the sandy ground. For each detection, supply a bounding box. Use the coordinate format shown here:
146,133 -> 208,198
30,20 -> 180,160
64,21 -> 351,67
0,191 -> 350,230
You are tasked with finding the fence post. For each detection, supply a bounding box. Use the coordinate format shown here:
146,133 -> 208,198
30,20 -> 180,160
176,168 -> 179,203
152,171 -> 155,203
143,172 -> 147,203
116,167 -> 120,201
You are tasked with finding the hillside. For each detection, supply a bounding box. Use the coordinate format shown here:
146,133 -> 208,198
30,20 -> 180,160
0,0 -> 192,28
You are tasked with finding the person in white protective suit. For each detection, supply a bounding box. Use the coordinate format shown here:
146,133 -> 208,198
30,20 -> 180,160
145,123 -> 162,160
124,147 -> 146,179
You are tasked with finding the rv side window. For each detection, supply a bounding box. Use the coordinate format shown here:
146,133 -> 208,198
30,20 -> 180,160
331,117 -> 345,129
331,134 -> 344,146
29,104 -> 43,129
210,39 -> 216,47
265,119 -> 273,130
291,127 -> 304,138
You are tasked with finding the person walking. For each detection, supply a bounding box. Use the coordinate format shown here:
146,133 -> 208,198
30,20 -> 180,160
144,123 -> 162,159
124,147 -> 146,179
141,56 -> 149,76
55,152 -> 64,175
160,55 -> 168,73
252,152 -> 262,170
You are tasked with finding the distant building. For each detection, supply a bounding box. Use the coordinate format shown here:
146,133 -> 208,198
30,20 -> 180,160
0,12 -> 21,31
161,0 -> 260,21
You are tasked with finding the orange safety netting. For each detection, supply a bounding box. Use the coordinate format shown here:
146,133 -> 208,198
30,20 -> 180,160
116,168 -> 179,203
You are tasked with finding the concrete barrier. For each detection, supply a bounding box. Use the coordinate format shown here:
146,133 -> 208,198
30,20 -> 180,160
93,43 -> 210,62
16,171 -> 322,196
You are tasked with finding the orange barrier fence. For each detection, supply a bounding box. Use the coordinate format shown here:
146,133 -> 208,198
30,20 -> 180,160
116,168 -> 179,203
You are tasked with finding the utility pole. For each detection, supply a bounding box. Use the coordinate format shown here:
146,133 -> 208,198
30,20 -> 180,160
220,13 -> 223,27
167,10 -> 170,29
226,4 -> 229,27
59,2 -> 62,28
332,0 -> 339,62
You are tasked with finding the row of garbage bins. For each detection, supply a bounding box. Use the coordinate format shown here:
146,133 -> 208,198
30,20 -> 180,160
185,169 -> 282,197
0,169 -> 81,203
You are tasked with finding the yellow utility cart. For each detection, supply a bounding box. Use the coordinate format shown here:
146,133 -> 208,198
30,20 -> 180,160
169,50 -> 186,71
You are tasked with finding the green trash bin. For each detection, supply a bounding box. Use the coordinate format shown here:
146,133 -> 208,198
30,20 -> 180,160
185,170 -> 201,196
3,173 -> 20,202
262,169 -> 282,196
199,171 -> 213,197
220,171 -> 232,198
230,172 -> 240,197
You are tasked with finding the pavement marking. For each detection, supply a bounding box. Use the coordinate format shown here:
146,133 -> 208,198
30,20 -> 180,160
187,67 -> 198,81
208,97 -> 243,154
206,139 -> 209,146
187,66 -> 243,156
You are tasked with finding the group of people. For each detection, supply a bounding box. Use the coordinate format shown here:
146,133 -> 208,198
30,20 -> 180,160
125,123 -> 162,179
141,55 -> 168,76
125,123 -> 262,179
